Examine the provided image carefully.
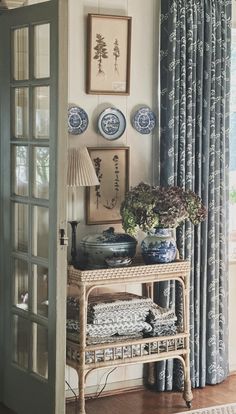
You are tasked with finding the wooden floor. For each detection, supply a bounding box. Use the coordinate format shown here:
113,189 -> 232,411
66,374 -> 236,414
0,374 -> 235,414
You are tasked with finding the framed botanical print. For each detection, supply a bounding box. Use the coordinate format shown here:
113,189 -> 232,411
86,14 -> 132,95
86,147 -> 130,224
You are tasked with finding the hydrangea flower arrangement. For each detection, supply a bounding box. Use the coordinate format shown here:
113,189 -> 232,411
120,182 -> 207,236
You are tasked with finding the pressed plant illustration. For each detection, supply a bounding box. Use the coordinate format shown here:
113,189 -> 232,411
113,39 -> 120,75
93,157 -> 103,209
103,155 -> 120,210
93,34 -> 108,76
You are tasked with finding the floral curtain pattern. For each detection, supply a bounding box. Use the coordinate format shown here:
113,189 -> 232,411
154,0 -> 231,389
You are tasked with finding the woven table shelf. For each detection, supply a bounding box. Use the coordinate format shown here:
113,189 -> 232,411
66,260 -> 193,414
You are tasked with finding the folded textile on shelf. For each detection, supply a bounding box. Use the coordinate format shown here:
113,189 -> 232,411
151,323 -> 177,336
67,292 -> 176,323
147,303 -> 177,336
67,292 -> 153,323
88,308 -> 150,325
148,302 -> 177,322
67,331 -> 143,345
66,318 -> 153,337
67,291 -> 179,340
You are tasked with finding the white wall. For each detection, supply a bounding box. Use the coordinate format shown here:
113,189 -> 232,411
66,0 -> 236,396
66,0 -> 160,395
67,0 -> 160,243
229,263 -> 236,372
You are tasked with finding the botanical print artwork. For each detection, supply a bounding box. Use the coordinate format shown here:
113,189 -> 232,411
93,35 -> 121,78
86,147 -> 129,224
88,15 -> 131,94
103,155 -> 120,210
93,154 -> 120,210
93,34 -> 108,76
113,39 -> 120,75
93,157 -> 102,209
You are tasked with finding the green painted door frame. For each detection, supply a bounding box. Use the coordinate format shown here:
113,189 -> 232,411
0,1 -> 68,413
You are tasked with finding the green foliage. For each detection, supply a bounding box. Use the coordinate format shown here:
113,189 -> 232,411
120,182 -> 207,236
229,189 -> 236,204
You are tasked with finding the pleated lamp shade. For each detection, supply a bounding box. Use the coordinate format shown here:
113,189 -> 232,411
67,147 -> 99,187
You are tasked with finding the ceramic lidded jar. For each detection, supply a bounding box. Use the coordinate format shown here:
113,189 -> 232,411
141,228 -> 177,264
79,227 -> 137,269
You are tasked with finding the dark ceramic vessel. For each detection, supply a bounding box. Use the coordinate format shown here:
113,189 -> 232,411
79,227 -> 137,269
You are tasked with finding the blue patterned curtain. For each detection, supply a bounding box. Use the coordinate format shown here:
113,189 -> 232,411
153,0 -> 231,389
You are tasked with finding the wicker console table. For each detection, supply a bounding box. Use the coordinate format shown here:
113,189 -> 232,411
67,261 -> 193,414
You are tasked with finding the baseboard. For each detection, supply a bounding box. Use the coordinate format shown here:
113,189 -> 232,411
65,378 -> 144,400
66,370 -> 236,401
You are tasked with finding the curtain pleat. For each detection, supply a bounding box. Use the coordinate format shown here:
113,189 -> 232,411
153,0 -> 231,389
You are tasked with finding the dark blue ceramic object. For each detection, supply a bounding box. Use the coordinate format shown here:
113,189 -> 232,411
141,228 -> 177,264
79,227 -> 137,269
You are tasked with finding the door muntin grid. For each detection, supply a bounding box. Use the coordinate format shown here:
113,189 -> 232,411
11,21 -> 51,380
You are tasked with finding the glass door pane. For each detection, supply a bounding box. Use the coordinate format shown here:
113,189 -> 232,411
34,24 -> 50,79
13,203 -> 28,253
32,264 -> 48,317
11,22 -> 50,380
13,27 -> 29,80
12,145 -> 29,196
33,146 -> 50,199
13,259 -> 29,310
34,86 -> 50,139
32,323 -> 48,379
14,88 -> 29,139
12,315 -> 29,370
32,206 -> 49,259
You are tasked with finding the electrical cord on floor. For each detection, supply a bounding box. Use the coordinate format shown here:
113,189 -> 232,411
65,380 -> 78,401
65,380 -> 79,414
66,365 -> 117,411
95,367 -> 117,398
87,367 -> 117,400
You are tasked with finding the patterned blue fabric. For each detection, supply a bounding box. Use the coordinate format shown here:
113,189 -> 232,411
154,0 -> 231,389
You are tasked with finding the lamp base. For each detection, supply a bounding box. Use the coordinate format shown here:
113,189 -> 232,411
68,220 -> 80,266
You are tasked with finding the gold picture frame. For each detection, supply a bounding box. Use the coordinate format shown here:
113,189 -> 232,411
86,147 -> 130,224
86,14 -> 132,95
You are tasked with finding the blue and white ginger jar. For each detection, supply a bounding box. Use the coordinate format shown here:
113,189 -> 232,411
141,228 -> 177,264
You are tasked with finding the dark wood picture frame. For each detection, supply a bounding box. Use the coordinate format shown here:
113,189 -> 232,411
86,147 -> 130,224
86,14 -> 132,95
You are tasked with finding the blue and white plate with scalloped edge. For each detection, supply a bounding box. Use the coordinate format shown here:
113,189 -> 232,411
98,107 -> 126,140
132,107 -> 156,134
68,106 -> 89,135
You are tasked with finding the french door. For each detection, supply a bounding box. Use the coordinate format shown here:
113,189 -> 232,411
0,1 -> 68,413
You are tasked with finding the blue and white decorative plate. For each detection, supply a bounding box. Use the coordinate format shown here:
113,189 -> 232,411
98,107 -> 126,140
132,107 -> 156,134
68,106 -> 89,135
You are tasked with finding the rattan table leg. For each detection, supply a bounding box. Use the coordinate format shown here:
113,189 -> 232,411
78,283 -> 87,414
183,352 -> 193,407
78,366 -> 86,414
183,379 -> 193,408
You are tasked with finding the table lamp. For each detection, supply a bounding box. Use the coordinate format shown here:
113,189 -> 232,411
67,146 -> 99,265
